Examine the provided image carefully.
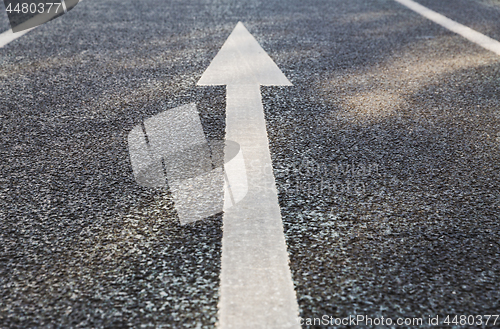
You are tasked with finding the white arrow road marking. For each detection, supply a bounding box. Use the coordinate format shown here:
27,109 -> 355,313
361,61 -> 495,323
198,22 -> 300,328
395,0 -> 500,56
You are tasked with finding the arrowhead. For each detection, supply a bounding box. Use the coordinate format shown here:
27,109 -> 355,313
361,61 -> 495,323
197,22 -> 292,86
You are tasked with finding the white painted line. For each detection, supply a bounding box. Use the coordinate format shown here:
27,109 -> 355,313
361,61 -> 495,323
0,28 -> 36,49
128,102 -> 248,224
198,22 -> 300,329
395,0 -> 500,56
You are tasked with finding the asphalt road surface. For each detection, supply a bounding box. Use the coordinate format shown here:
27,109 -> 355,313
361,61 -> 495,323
1,0 -> 500,328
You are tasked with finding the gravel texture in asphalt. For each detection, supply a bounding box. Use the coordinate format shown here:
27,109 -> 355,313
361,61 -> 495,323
0,0 -> 499,328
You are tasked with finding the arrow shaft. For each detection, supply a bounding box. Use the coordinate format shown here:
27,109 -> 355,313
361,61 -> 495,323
219,85 -> 300,328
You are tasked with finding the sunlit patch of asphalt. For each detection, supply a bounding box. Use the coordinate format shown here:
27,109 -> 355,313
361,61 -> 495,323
319,37 -> 499,123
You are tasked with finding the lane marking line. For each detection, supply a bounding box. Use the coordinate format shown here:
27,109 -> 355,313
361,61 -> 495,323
395,0 -> 500,56
0,28 -> 36,48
